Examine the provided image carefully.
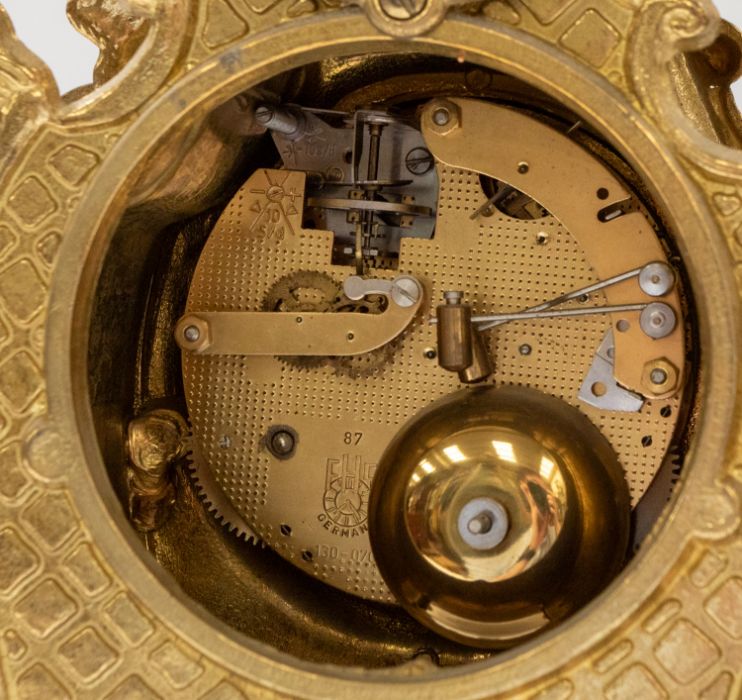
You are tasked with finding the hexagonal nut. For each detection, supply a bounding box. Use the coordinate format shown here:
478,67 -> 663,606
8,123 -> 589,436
641,357 -> 680,397
175,315 -> 211,353
424,99 -> 461,136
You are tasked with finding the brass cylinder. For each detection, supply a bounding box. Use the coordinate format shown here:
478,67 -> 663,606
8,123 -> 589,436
458,327 -> 493,383
436,291 -> 472,371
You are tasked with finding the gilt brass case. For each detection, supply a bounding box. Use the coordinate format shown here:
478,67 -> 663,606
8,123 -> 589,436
0,0 -> 740,698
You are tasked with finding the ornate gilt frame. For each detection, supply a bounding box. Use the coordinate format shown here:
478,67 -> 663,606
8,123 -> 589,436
0,0 -> 739,697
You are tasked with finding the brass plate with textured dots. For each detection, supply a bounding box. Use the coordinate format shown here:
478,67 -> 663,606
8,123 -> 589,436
184,148 -> 684,601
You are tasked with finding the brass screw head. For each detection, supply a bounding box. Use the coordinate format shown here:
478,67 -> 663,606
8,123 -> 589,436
426,100 -> 460,135
642,357 -> 680,396
175,316 -> 211,353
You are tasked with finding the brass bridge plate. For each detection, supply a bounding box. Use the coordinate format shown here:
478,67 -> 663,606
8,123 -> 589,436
175,282 -> 421,356
183,162 -> 682,603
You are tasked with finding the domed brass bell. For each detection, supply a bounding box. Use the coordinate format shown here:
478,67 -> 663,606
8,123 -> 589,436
368,386 -> 631,648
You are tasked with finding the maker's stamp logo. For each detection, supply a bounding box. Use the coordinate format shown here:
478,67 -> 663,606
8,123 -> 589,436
318,454 -> 376,537
247,169 -> 303,240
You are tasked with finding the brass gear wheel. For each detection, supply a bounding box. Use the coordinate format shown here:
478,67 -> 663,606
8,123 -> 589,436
184,433 -> 262,544
263,270 -> 396,377
262,270 -> 341,313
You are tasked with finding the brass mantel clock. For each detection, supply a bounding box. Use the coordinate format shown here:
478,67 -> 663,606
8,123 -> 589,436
0,0 -> 740,697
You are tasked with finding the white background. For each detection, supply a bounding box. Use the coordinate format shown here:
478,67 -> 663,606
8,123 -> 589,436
3,0 -> 742,100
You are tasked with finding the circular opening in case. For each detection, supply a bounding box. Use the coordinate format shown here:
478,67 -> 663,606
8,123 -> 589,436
83,52 -> 699,668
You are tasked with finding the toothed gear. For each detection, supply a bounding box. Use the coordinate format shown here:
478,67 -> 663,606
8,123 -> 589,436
263,270 -> 341,313
263,271 -> 395,377
184,434 -> 262,544
264,271 -> 341,371
330,292 -> 394,378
